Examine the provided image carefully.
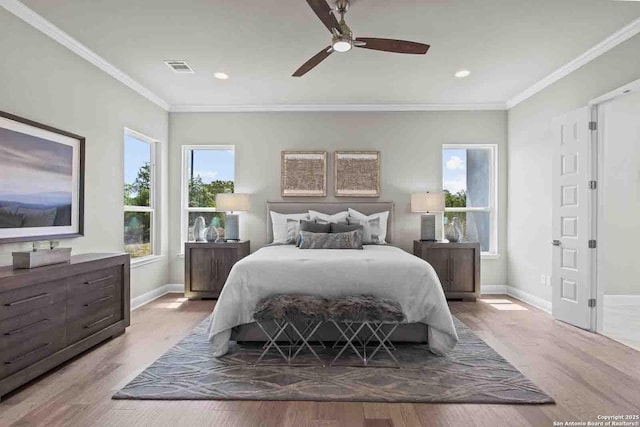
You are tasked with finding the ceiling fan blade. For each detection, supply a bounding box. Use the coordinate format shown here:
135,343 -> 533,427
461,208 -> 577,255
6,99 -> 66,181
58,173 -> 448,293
355,38 -> 430,55
306,0 -> 341,33
293,46 -> 334,77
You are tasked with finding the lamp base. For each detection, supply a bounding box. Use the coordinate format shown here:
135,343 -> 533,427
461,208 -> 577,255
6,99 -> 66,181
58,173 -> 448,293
420,213 -> 437,241
225,214 -> 239,241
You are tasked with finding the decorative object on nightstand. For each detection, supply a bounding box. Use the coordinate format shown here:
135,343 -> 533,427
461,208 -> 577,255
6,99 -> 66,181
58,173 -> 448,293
215,193 -> 249,241
193,216 -> 207,242
445,217 -> 463,242
411,192 -> 445,241
414,240 -> 480,301
184,241 -> 250,299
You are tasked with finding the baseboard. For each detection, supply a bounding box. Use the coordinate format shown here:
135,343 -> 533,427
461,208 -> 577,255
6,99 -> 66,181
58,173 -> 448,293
505,286 -> 552,313
131,283 -> 184,311
481,284 -> 507,294
603,295 -> 640,307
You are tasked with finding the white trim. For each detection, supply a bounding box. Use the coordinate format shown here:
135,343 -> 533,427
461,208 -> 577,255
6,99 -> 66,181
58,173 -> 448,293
130,254 -> 165,269
481,284 -> 507,294
506,286 -> 552,314
589,77 -> 640,106
170,103 -> 507,113
603,295 -> 640,307
130,283 -> 183,311
507,17 -> 640,109
0,0 -> 170,111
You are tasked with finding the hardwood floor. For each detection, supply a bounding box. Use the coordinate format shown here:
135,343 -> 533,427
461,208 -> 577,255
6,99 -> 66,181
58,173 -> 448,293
1,294 -> 639,427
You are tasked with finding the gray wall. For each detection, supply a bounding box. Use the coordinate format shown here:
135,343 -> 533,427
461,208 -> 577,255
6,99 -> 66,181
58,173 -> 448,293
508,33 -> 640,302
0,9 -> 170,298
168,111 -> 508,285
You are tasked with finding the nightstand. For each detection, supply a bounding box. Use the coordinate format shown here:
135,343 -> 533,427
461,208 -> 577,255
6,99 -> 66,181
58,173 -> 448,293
184,241 -> 250,299
413,241 -> 480,301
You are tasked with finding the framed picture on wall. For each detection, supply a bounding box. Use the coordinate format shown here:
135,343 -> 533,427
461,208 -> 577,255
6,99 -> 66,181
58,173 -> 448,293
334,151 -> 380,197
281,151 -> 327,197
0,111 -> 85,244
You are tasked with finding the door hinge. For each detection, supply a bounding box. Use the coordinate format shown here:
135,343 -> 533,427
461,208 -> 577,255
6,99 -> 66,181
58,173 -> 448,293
588,240 -> 597,249
589,121 -> 597,131
588,298 -> 597,308
589,181 -> 597,190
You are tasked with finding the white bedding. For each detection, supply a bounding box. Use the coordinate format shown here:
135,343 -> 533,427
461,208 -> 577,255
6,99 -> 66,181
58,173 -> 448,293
207,245 -> 459,357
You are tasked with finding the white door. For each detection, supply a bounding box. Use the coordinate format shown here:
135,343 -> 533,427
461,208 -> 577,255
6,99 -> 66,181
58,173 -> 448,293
551,106 -> 594,330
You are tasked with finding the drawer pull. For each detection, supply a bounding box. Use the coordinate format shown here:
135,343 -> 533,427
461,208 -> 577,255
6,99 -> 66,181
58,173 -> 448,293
5,293 -> 49,307
84,314 -> 114,329
84,275 -> 114,285
5,342 -> 52,365
4,318 -> 50,336
84,295 -> 113,307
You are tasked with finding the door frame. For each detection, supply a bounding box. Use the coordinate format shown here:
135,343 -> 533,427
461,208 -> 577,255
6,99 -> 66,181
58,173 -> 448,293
587,77 -> 640,333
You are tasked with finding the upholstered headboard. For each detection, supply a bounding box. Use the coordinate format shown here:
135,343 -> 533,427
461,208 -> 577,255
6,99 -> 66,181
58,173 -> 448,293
266,201 -> 395,244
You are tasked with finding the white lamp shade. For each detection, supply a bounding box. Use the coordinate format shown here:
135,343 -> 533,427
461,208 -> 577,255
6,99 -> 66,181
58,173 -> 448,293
215,193 -> 250,212
411,192 -> 445,213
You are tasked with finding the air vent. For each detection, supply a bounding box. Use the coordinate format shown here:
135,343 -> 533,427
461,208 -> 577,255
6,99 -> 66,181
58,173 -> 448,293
164,60 -> 194,74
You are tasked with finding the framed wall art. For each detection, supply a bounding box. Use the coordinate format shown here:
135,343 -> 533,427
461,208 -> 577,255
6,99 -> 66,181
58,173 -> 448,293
334,151 -> 380,197
281,151 -> 327,197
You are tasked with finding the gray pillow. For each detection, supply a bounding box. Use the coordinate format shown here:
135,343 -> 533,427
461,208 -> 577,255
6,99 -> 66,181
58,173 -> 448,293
330,222 -> 363,234
298,230 -> 363,249
17,207 -> 58,227
0,212 -> 24,228
347,217 -> 381,245
296,219 -> 331,246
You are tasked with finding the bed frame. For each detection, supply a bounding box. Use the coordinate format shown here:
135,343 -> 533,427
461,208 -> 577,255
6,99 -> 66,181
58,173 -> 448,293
230,201 -> 429,344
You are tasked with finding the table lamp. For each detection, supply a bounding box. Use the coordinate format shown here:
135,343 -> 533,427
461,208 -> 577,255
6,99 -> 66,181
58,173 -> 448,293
411,192 -> 445,241
215,193 -> 249,241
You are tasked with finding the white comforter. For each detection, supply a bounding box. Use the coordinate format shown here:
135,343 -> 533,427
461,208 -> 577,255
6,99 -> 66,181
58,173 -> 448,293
207,245 -> 459,356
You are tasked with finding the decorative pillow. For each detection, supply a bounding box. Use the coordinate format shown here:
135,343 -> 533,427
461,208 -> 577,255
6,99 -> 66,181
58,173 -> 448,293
17,207 -> 57,227
270,211 -> 309,244
0,212 -> 24,228
348,208 -> 389,244
296,219 -> 331,246
347,217 -> 380,245
330,222 -> 363,234
308,210 -> 349,224
298,230 -> 363,249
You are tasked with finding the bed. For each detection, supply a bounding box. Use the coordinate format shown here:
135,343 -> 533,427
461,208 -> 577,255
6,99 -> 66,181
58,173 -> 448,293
206,202 -> 459,357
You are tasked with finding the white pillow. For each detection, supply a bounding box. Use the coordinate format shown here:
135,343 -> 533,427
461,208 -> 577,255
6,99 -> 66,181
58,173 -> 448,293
308,210 -> 349,224
347,217 -> 381,245
270,211 -> 309,244
348,208 -> 389,244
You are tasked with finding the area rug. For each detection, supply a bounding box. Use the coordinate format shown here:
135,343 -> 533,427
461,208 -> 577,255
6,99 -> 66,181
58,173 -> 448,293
113,317 -> 554,404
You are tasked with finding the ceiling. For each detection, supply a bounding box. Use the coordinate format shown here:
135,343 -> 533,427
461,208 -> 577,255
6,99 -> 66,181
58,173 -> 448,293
19,0 -> 640,107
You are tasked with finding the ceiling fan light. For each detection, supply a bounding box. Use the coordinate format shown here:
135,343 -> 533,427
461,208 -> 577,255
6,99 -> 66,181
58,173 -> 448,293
333,40 -> 352,53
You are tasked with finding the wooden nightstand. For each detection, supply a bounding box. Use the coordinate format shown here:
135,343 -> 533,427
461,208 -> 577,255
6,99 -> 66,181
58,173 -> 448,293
413,241 -> 480,301
184,241 -> 250,299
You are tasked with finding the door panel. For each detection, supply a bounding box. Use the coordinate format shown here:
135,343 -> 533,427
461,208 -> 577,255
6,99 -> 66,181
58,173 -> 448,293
189,248 -> 215,292
449,249 -> 475,293
552,106 -> 593,330
427,249 -> 450,291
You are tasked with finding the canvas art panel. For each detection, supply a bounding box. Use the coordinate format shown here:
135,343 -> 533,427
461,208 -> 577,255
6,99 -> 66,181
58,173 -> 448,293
281,151 -> 327,197
334,151 -> 380,197
0,111 -> 84,243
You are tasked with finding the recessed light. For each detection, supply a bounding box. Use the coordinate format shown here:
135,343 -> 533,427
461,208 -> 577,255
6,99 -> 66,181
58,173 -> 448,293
455,70 -> 471,78
214,72 -> 229,80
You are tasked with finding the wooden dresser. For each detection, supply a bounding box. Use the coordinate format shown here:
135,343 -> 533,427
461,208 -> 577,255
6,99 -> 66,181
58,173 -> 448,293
414,241 -> 480,301
184,241 -> 250,299
0,253 -> 129,400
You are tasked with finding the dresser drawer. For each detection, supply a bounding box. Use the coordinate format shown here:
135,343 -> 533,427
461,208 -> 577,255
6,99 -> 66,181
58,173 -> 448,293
67,266 -> 122,296
67,284 -> 121,322
0,329 -> 66,380
66,304 -> 122,345
0,280 -> 67,321
0,304 -> 66,349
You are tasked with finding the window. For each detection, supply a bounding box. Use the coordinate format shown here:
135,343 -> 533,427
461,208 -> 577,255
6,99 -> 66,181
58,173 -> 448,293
442,144 -> 497,255
181,146 -> 235,244
124,130 -> 157,259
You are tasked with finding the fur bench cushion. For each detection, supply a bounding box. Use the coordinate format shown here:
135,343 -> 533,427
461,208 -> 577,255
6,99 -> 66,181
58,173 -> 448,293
253,294 -> 328,322
327,295 -> 405,322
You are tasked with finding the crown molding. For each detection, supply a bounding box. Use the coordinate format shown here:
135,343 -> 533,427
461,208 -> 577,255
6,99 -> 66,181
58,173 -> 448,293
506,17 -> 640,109
1,0 -> 170,111
169,103 -> 507,113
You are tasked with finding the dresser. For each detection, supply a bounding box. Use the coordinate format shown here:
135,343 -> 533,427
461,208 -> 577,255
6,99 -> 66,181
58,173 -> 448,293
413,241 -> 480,301
0,253 -> 130,400
184,241 -> 250,299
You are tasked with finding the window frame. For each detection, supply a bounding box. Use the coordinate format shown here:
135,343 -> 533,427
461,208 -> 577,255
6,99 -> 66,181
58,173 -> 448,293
123,128 -> 159,260
180,145 -> 236,248
442,143 -> 499,257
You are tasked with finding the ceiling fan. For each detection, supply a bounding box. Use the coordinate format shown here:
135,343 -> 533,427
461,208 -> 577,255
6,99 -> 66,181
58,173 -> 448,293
293,0 -> 431,77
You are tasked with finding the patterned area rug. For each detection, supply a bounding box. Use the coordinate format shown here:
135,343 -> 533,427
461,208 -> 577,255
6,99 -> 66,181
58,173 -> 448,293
113,317 -> 554,404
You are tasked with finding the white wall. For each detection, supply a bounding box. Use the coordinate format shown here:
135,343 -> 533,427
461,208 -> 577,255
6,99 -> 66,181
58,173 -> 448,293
508,34 -> 640,302
0,9 -> 170,298
600,91 -> 640,296
168,111 -> 508,286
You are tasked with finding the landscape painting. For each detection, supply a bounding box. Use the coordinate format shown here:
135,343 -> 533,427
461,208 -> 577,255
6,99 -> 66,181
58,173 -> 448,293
0,111 -> 84,243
